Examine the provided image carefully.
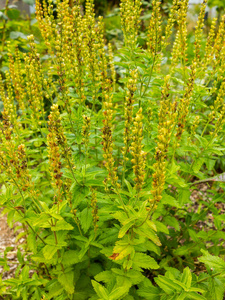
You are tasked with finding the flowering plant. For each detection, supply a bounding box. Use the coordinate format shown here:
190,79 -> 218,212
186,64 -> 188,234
0,0 -> 225,299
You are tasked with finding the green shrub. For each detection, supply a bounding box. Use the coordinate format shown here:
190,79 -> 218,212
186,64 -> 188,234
0,0 -> 225,299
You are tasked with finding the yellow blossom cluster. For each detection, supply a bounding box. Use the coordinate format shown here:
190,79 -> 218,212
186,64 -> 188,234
151,76 -> 175,204
90,188 -> 99,233
122,69 -> 138,162
102,84 -> 120,190
130,108 -> 146,192
120,0 -> 142,47
47,104 -> 67,202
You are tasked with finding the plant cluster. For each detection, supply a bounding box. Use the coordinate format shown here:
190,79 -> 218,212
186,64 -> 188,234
0,0 -> 225,299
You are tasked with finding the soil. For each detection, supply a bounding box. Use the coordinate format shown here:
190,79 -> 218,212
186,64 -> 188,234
0,209 -> 19,280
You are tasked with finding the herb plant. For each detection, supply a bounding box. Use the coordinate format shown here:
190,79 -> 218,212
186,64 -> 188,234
0,0 -> 225,299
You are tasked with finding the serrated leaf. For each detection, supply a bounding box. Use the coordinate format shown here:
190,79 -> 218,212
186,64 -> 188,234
181,267 -> 192,289
109,282 -> 131,300
91,280 -> 109,299
71,185 -> 89,208
118,219 -> 136,238
188,292 -> 206,300
161,194 -> 181,208
27,232 -> 37,254
155,276 -> 182,294
133,253 -> 159,270
193,158 -> 204,173
43,245 -> 58,260
51,220 -> 74,231
199,250 -> 225,271
58,271 -> 74,294
112,211 -> 128,223
137,286 -> 161,300
113,244 -> 134,261
164,216 -> 180,231
178,188 -> 191,205
80,207 -> 92,234
95,271 -> 114,284
206,277 -> 225,300
124,179 -> 135,196
154,221 -> 169,234
61,250 -> 81,267
134,226 -> 161,246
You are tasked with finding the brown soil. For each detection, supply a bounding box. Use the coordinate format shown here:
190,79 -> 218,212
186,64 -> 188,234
0,209 -> 19,280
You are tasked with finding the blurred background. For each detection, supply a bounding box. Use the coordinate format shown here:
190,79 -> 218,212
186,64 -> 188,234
0,0 -> 224,68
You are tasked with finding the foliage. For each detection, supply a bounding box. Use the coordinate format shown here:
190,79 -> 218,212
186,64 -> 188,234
0,0 -> 44,71
0,0 -> 225,299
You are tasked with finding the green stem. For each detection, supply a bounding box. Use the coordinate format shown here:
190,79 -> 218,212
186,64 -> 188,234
196,272 -> 222,284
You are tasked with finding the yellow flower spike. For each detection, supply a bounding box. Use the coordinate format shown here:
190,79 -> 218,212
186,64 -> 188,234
47,104 -> 74,203
176,63 -> 197,141
193,0 -> 207,66
161,0 -> 179,51
82,116 -> 91,153
147,0 -> 162,54
202,17 -> 217,70
131,108 -> 146,192
102,82 -> 120,190
122,69 -> 138,164
90,188 -> 99,234
151,76 -> 176,206
171,0 -> 188,73
108,43 -> 116,89
120,0 -> 142,47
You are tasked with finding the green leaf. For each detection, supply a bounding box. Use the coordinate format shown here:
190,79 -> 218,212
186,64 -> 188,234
71,185 -> 89,208
43,245 -> 58,260
51,220 -> 74,231
109,282 -> 131,300
181,267 -> 192,290
61,250 -> 81,267
47,280 -> 64,298
10,31 -> 27,40
95,271 -> 114,284
193,158 -> 204,174
113,244 -> 135,261
85,179 -> 104,187
137,286 -> 161,300
118,219 -> 136,238
176,291 -> 188,300
161,194 -> 181,208
80,207 -> 92,234
58,270 -> 74,294
205,277 -> 225,300
27,231 -> 37,254
199,250 -> 225,272
124,179 -> 135,196
188,292 -> 206,300
164,216 -> 180,231
134,226 -> 161,246
155,276 -> 182,294
154,221 -> 169,234
91,280 -> 109,300
178,189 -> 191,206
7,8 -> 20,19
133,253 -> 159,270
